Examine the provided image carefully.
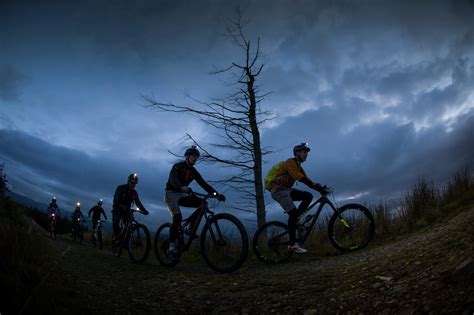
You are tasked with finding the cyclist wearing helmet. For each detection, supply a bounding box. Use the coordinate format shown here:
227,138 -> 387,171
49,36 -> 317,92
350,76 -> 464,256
71,202 -> 85,235
88,199 -> 108,231
164,146 -> 225,257
112,173 -> 149,239
267,143 -> 329,253
47,196 -> 61,219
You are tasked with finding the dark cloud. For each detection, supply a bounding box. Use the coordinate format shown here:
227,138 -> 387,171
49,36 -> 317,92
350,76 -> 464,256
262,106 -> 474,203
0,129 -> 172,228
0,0 -> 473,226
0,64 -> 29,101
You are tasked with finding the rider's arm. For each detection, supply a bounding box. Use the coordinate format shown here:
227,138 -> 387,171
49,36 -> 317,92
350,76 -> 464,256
101,208 -> 108,220
194,169 -> 217,195
88,207 -> 94,218
300,177 -> 323,190
133,193 -> 148,214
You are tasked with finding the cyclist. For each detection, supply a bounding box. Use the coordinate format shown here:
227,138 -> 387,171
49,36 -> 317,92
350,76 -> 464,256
88,199 -> 108,234
266,143 -> 329,253
112,173 -> 149,240
164,146 -> 225,258
47,196 -> 60,238
47,196 -> 61,218
71,202 -> 85,236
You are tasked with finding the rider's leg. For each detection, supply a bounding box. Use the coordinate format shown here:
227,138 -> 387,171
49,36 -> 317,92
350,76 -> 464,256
287,207 -> 299,244
290,189 -> 313,215
112,209 -> 121,239
169,213 -> 182,252
178,195 -> 202,233
165,190 -> 186,254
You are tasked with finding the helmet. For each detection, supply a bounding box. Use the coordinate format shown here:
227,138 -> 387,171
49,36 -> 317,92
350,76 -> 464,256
52,196 -> 57,202
293,142 -> 311,155
76,202 -> 81,208
184,145 -> 200,157
98,199 -> 103,206
128,173 -> 139,184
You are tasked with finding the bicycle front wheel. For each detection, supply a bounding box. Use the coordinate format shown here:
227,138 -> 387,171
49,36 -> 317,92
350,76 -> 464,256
328,203 -> 375,252
200,213 -> 248,273
153,223 -> 178,267
97,230 -> 102,250
128,223 -> 150,264
253,221 -> 293,264
78,228 -> 84,244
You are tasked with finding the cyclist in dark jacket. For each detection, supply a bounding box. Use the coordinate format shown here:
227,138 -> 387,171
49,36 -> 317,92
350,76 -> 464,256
164,146 -> 225,257
72,202 -> 85,235
112,173 -> 149,238
88,199 -> 108,231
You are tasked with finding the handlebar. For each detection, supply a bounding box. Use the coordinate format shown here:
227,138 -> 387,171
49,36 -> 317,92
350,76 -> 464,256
129,208 -> 149,215
187,190 -> 222,201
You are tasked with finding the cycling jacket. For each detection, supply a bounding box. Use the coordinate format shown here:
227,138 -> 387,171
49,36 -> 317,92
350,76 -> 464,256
165,161 -> 216,194
88,205 -> 107,221
113,184 -> 147,213
266,158 -> 310,191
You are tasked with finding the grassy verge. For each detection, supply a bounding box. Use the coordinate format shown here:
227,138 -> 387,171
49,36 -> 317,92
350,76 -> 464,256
0,200 -> 83,314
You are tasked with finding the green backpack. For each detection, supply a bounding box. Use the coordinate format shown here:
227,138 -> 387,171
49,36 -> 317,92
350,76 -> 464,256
264,161 -> 285,191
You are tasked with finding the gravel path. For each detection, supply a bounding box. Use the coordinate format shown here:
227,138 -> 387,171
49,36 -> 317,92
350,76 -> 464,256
50,207 -> 474,314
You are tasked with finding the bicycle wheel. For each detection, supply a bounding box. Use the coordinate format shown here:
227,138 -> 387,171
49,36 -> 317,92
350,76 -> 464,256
111,235 -> 121,257
92,231 -> 97,248
328,203 -> 375,252
253,221 -> 293,264
200,213 -> 248,273
154,223 -> 178,267
128,223 -> 150,264
97,229 -> 102,250
78,228 -> 84,244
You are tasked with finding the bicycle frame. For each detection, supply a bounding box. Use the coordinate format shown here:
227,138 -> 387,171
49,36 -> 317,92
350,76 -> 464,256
296,195 -> 343,243
178,194 -> 216,252
115,209 -> 140,255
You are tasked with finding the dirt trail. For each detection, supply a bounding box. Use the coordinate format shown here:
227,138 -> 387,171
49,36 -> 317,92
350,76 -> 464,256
50,207 -> 474,314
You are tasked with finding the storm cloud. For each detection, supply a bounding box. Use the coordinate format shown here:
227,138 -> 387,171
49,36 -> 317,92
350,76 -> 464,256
0,0 -> 473,226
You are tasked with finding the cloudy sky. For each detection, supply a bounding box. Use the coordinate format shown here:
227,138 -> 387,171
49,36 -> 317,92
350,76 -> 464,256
1,0 -> 473,229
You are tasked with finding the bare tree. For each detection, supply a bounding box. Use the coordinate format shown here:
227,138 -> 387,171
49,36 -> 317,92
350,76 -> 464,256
144,10 -> 273,228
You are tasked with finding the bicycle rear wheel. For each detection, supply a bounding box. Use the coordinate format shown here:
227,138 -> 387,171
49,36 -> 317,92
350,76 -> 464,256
97,230 -> 102,250
154,223 -> 178,267
128,223 -> 150,264
253,221 -> 293,264
328,203 -> 375,252
200,213 -> 248,273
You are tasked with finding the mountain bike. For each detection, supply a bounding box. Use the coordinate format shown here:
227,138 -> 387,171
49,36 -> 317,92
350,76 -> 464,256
72,218 -> 85,244
253,190 -> 375,263
111,208 -> 150,264
91,219 -> 105,249
154,191 -> 249,273
49,213 -> 57,240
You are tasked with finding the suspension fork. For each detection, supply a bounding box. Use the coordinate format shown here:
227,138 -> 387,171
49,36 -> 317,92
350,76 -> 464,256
326,198 -> 351,229
203,209 -> 223,244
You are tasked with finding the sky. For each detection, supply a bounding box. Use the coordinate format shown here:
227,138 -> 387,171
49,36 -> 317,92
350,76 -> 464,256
1,0 -> 473,230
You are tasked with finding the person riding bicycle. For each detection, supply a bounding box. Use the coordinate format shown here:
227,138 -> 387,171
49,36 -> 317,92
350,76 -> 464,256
88,198 -> 108,232
47,196 -> 60,238
164,146 -> 225,258
47,196 -> 61,220
112,173 -> 149,240
266,143 -> 329,253
71,202 -> 85,235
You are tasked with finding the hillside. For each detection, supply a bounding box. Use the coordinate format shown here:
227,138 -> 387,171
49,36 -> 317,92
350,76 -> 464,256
11,205 -> 474,314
